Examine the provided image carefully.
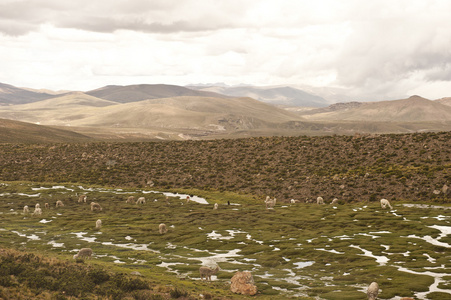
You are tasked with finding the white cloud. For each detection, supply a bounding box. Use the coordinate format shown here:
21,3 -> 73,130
0,0 -> 450,100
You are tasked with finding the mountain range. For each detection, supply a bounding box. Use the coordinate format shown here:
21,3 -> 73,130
0,82 -> 450,142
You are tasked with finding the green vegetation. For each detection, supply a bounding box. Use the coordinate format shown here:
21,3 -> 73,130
0,182 -> 450,299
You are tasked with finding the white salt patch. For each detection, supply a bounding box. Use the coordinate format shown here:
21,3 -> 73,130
142,190 -> 209,204
11,231 -> 41,240
293,261 -> 314,269
39,219 -> 52,223
18,193 -> 40,197
48,240 -> 64,248
350,245 -> 389,266
316,248 -> 344,254
125,236 -> 133,240
424,253 -> 436,263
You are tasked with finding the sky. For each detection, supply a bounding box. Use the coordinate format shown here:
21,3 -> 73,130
1,0 -> 451,101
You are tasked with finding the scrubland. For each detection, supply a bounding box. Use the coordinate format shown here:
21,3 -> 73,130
0,132 -> 450,299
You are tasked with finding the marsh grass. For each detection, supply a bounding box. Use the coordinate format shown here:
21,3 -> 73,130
0,181 -> 450,299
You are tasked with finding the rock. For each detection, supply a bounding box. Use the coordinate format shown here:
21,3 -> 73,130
130,271 -> 143,277
230,271 -> 257,296
433,190 -> 441,195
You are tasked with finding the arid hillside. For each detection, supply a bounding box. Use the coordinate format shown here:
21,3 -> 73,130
0,132 -> 449,203
298,96 -> 451,122
0,118 -> 92,143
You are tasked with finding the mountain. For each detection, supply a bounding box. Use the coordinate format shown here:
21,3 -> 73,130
58,96 -> 303,130
0,92 -> 118,126
436,97 -> 451,107
188,85 -> 330,107
0,82 -> 56,105
0,118 -> 91,143
297,95 -> 451,122
86,84 -> 229,103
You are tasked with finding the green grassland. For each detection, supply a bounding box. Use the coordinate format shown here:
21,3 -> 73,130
0,182 -> 450,299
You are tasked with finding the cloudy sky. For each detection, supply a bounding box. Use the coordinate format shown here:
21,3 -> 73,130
1,0 -> 451,100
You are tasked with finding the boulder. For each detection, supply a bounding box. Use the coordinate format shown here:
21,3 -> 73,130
230,271 -> 257,296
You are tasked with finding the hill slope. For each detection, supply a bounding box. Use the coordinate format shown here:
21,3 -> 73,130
86,84 -> 229,103
65,96 -> 304,130
0,118 -> 92,143
299,95 -> 451,122
0,82 -> 56,105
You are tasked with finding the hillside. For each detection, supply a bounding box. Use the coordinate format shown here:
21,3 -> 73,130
0,95 -> 304,138
189,85 -> 330,107
0,82 -> 56,105
0,132 -> 449,203
0,118 -> 92,143
299,95 -> 451,122
86,84 -> 229,103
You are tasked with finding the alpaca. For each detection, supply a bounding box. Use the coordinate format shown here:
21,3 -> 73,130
317,197 -> 325,205
199,265 -> 219,281
136,197 -> 146,205
78,194 -> 87,203
330,198 -> 339,205
290,199 -> 300,204
159,223 -> 167,234
367,282 -> 379,300
23,205 -> 29,214
126,196 -> 135,204
55,200 -> 64,207
90,202 -> 102,211
95,219 -> 102,229
35,203 -> 40,209
380,199 -> 393,209
73,248 -> 93,260
213,203 -> 218,210
44,203 -> 50,209
32,207 -> 42,216
265,196 -> 276,209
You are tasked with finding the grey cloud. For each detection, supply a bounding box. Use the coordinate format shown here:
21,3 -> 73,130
0,0 -> 246,35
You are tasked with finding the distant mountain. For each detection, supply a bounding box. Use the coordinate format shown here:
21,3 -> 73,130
86,84 -> 229,103
297,95 -> 451,122
0,118 -> 91,143
188,85 -> 330,107
0,82 -> 56,105
61,96 -> 303,130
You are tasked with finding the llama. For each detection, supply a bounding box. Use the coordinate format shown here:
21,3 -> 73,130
73,248 -> 93,260
55,200 -> 64,207
23,205 -> 29,214
317,196 -> 325,205
265,196 -> 276,209
136,197 -> 146,205
35,203 -> 40,209
78,194 -> 87,203
367,282 -> 379,300
330,198 -> 339,205
159,223 -> 167,234
95,219 -> 102,229
199,265 -> 219,281
126,196 -> 135,204
44,203 -> 50,209
90,202 -> 102,211
380,199 -> 393,209
290,199 -> 300,204
213,203 -> 218,210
